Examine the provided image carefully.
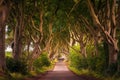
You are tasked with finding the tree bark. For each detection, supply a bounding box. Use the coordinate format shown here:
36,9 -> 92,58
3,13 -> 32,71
80,45 -> 87,58
13,3 -> 24,60
13,21 -> 23,60
108,44 -> 118,64
0,24 -> 6,72
0,5 -> 8,72
86,0 -> 119,72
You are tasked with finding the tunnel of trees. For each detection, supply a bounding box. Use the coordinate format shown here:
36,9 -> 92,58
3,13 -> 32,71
0,0 -> 120,79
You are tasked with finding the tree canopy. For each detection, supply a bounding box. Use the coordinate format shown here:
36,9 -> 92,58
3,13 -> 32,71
0,0 -> 120,78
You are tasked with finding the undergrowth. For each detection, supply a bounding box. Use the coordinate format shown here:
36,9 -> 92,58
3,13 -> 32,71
68,66 -> 120,80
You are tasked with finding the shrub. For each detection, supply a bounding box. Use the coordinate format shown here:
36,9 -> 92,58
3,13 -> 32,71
6,57 -> 28,75
69,43 -> 108,74
33,52 -> 51,72
69,45 -> 88,70
87,43 -> 108,74
40,53 -> 51,67
33,58 -> 42,69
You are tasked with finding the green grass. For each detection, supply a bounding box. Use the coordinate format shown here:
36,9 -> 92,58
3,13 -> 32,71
0,65 -> 54,80
10,73 -> 27,80
1,67 -> 50,80
68,66 -> 120,80
68,66 -> 103,79
9,64 -> 54,80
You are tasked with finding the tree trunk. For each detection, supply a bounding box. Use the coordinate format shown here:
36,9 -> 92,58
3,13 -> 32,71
80,43 -> 87,58
13,3 -> 24,60
13,21 -> 23,60
108,44 -> 118,65
0,24 -> 6,72
86,0 -> 119,74
0,5 -> 8,72
107,43 -> 118,75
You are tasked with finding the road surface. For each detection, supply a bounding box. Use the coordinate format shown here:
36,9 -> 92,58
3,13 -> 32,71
25,62 -> 98,80
40,62 -> 83,80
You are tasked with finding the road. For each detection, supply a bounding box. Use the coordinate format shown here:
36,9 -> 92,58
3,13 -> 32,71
40,62 -> 83,80
25,62 -> 98,80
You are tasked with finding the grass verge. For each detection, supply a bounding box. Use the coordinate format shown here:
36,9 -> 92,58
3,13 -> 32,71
0,64 -> 55,80
68,66 -> 120,80
68,66 -> 103,80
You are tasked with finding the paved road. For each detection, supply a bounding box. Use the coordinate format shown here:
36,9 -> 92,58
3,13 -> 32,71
40,62 -> 83,80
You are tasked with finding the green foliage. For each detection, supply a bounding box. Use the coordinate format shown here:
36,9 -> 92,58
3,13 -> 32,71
33,52 -> 51,72
68,66 -> 102,79
69,42 -> 120,79
5,52 -> 12,57
86,44 -> 107,73
69,43 -> 108,74
107,63 -> 118,76
69,45 -> 88,70
6,57 -> 28,75
9,73 -> 27,80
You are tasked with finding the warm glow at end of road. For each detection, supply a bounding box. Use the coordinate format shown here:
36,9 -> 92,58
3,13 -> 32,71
53,62 -> 69,71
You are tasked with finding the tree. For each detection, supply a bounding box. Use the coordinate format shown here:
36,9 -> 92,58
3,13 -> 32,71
0,2 -> 9,72
86,0 -> 119,71
70,22 -> 91,58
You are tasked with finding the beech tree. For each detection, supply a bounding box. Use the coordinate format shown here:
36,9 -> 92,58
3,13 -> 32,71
0,1 -> 9,72
86,0 -> 119,70
2,0 -> 120,75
